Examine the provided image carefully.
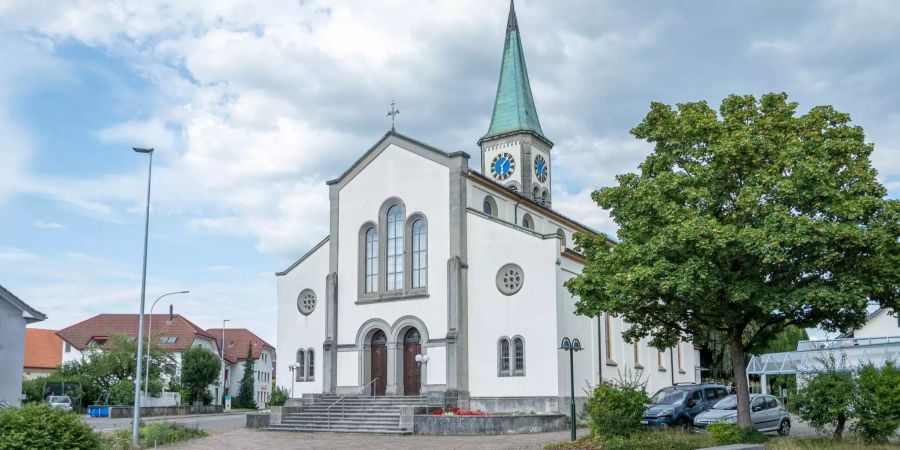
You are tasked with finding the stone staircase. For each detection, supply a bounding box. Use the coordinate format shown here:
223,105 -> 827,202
265,395 -> 426,434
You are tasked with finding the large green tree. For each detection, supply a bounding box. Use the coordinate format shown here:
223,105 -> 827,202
566,93 -> 900,427
180,346 -> 221,404
235,344 -> 258,409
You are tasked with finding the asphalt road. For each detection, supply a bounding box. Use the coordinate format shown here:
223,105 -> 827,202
84,413 -> 247,433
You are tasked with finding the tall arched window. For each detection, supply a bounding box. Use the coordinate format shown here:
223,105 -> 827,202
365,227 -> 378,293
605,313 -> 614,363
557,228 -> 566,253
411,219 -> 427,289
386,205 -> 404,291
513,336 -> 525,375
296,349 -> 305,381
498,338 -> 510,376
307,349 -> 315,381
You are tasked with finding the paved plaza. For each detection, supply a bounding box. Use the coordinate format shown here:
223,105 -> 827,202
168,428 -> 589,450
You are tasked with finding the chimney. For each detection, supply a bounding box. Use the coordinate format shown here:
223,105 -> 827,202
168,304 -> 174,322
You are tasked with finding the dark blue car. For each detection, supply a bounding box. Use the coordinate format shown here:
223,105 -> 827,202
641,383 -> 730,428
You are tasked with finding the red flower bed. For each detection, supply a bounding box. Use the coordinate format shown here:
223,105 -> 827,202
430,408 -> 489,416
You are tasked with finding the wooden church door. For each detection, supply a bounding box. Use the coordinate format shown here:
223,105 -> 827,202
402,328 -> 421,396
371,330 -> 387,396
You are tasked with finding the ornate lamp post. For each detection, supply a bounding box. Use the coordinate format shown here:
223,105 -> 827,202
559,337 -> 583,442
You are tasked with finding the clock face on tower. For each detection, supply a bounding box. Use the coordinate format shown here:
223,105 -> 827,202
490,152 -> 516,181
534,155 -> 548,182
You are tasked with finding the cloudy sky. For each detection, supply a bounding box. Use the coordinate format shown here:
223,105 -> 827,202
1,0 -> 897,344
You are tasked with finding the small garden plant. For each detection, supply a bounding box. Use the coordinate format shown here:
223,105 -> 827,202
430,407 -> 489,416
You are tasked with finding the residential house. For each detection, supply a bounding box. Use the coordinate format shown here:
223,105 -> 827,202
57,313 -> 223,400
0,284 -> 47,406
207,328 -> 275,408
23,328 -> 63,380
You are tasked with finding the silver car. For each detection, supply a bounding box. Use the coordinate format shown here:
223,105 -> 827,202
48,395 -> 73,412
693,394 -> 790,436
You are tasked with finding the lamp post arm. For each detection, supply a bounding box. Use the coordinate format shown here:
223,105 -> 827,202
143,290 -> 189,398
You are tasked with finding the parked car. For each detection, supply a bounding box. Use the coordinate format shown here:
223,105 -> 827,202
48,395 -> 73,412
693,394 -> 790,436
0,398 -> 12,409
642,383 -> 730,428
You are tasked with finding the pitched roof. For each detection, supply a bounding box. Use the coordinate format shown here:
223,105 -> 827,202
56,314 -> 217,352
206,328 -> 275,364
0,284 -> 47,324
480,0 -> 548,145
24,328 -> 63,370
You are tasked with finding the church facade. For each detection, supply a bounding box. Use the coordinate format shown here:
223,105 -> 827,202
275,2 -> 698,412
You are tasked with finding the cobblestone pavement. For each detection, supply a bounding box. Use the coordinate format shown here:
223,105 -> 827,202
169,428 -> 589,450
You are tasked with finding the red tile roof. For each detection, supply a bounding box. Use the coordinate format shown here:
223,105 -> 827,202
24,328 -> 63,370
56,314 -> 217,353
206,328 -> 275,364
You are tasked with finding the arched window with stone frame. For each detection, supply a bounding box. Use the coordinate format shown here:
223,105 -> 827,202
406,214 -> 428,290
482,195 -> 498,218
296,349 -> 306,381
556,228 -> 566,253
512,336 -> 525,376
522,213 -> 534,231
359,223 -> 379,296
498,337 -> 511,376
306,348 -> 315,381
384,204 -> 405,291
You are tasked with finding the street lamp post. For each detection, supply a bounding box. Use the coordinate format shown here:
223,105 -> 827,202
414,353 -> 429,394
288,363 -> 300,398
220,320 -> 229,406
131,146 -> 154,447
144,290 -> 190,399
559,337 -> 583,442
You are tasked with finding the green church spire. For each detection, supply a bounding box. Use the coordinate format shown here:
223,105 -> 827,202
480,0 -> 548,144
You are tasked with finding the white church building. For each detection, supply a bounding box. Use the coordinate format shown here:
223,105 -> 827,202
275,1 -> 698,413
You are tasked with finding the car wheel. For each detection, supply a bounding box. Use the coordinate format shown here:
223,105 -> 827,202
778,418 -> 790,436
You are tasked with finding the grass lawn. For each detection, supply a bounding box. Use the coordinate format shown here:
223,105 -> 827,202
545,431 -> 900,450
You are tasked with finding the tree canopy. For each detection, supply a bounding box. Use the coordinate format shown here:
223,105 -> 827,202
180,346 -> 221,404
567,93 -> 900,427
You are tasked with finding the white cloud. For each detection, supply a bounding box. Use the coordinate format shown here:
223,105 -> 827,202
33,220 -> 66,229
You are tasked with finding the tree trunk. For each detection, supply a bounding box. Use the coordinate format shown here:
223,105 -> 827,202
834,412 -> 845,440
729,329 -> 753,428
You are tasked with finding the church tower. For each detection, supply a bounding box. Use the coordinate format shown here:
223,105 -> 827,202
479,0 -> 554,206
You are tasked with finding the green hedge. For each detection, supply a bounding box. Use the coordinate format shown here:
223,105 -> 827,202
0,403 -> 101,450
585,382 -> 649,437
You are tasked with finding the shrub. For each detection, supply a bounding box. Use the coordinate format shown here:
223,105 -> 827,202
141,422 -> 206,446
430,408 -> 489,416
269,385 -> 289,407
853,361 -> 900,442
109,379 -> 135,405
706,422 -> 767,445
585,381 -> 649,437
792,357 -> 857,439
0,402 -> 101,449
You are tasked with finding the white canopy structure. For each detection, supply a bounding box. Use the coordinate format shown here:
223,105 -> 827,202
746,336 -> 900,394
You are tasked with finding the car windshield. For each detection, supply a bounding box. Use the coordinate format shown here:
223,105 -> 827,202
712,395 -> 738,410
49,396 -> 69,403
650,390 -> 686,405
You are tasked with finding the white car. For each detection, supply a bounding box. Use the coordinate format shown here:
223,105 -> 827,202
693,394 -> 790,436
48,395 -> 73,412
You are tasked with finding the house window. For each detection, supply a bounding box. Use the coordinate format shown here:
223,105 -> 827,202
498,338 -> 510,376
483,195 -> 498,217
65,342 -> 71,353
306,349 -> 315,381
159,336 -> 177,344
513,336 -> 525,375
386,205 -> 404,291
410,218 -> 427,289
296,350 -> 305,381
658,348 -> 666,371
364,226 -> 378,293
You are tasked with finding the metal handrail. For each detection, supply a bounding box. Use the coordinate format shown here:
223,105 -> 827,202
325,378 -> 380,428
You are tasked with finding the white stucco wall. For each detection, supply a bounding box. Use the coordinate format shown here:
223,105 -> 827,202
335,143 -> 451,385
853,308 -> 899,338
0,301 -> 26,405
556,257 -> 596,399
227,348 -> 274,408
466,211 -> 561,397
276,239 -> 329,396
